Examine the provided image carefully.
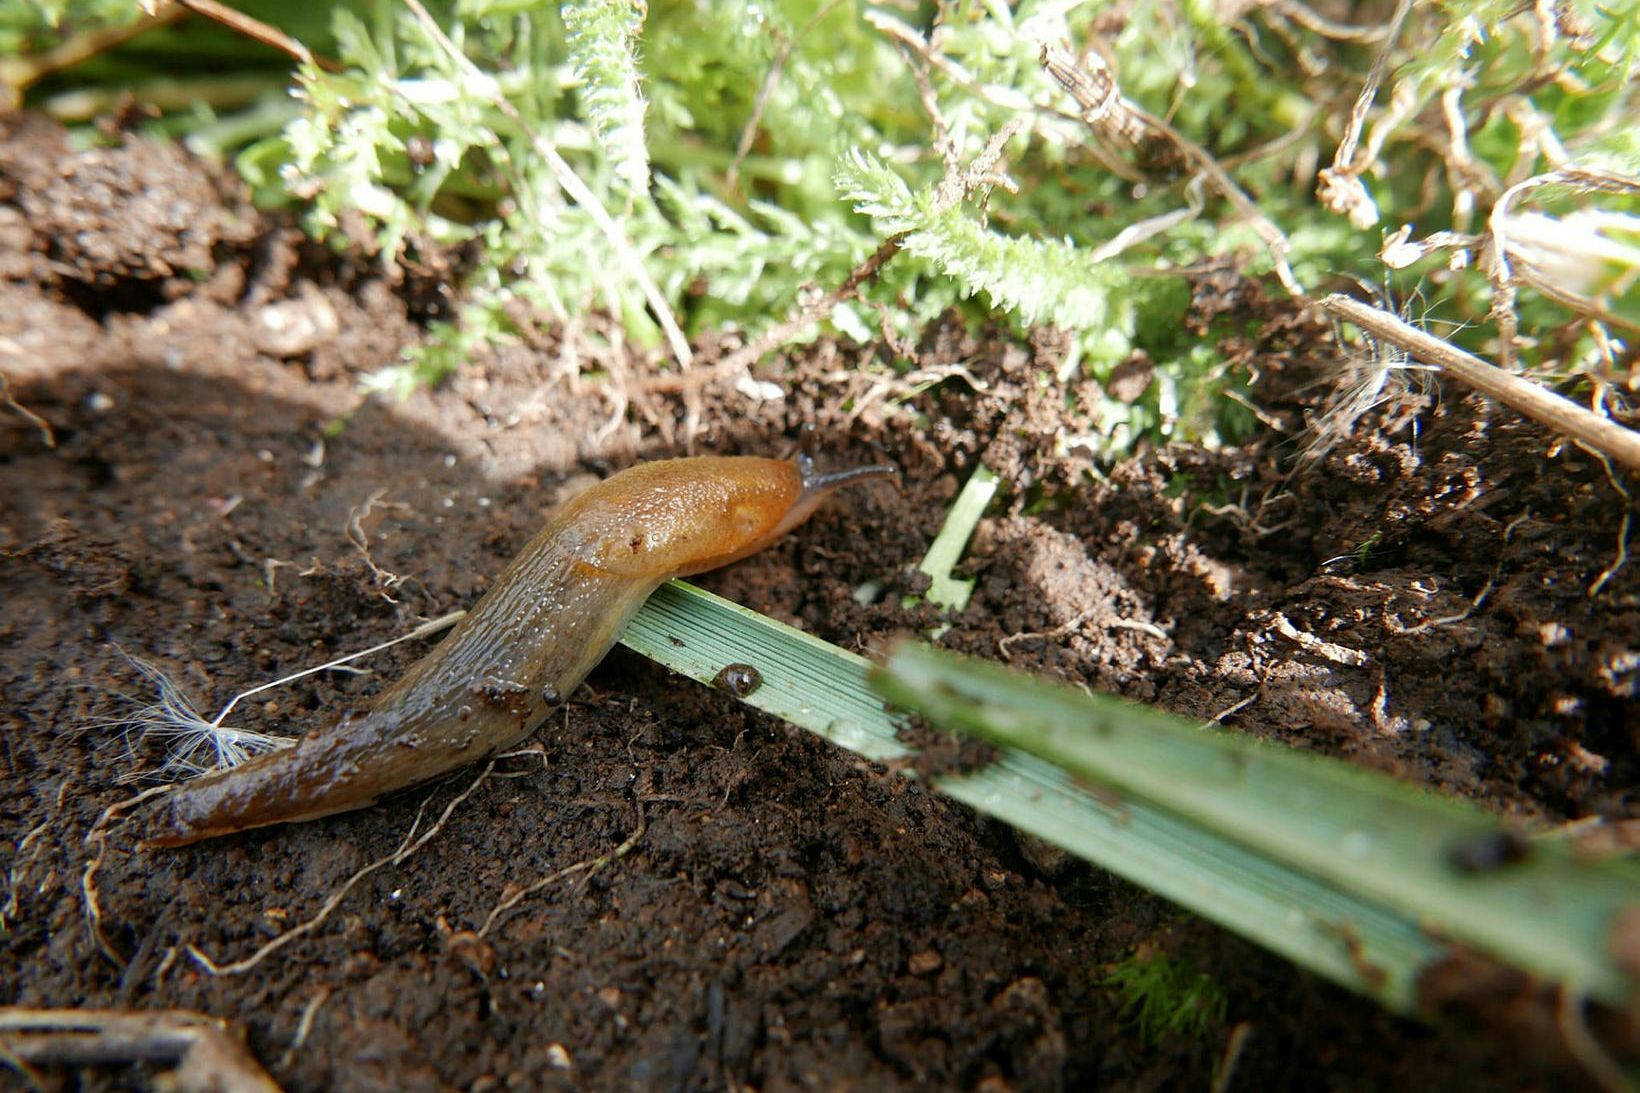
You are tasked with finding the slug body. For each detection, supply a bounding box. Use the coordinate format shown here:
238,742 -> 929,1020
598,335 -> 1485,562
150,455 -> 891,846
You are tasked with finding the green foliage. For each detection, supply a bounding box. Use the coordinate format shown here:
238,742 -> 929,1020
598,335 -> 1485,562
1103,951 -> 1228,1047
835,149 -> 1128,334
562,0 -> 649,199
14,0 -> 1639,446
1,0 -> 137,52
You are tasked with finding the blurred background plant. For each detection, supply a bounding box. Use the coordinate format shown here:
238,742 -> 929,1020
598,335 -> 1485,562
5,0 -> 1636,452
1102,947 -> 1228,1049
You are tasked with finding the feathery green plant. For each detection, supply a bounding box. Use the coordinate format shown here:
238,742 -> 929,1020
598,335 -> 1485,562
10,0 -> 1639,442
1103,951 -> 1229,1048
834,148 -> 1129,335
562,0 -> 649,200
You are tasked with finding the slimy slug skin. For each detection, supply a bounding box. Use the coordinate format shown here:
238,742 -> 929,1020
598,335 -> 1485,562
147,455 -> 893,847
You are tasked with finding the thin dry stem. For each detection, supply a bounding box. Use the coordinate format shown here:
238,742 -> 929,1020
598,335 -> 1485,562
1,820 -> 51,930
727,0 -> 846,193
845,361 -> 992,424
1269,612 -> 1369,666
189,761 -> 495,976
1386,570 -> 1501,636
0,6 -> 185,107
1266,0 -> 1390,43
1488,168 -> 1640,362
168,0 -> 342,72
82,784 -> 178,967
1041,43 -> 1301,294
1210,1021 -> 1256,1093
999,609 -> 1094,661
1321,294 -> 1640,473
1587,511 -> 1630,598
479,799 -> 647,938
638,233 -> 906,394
1316,0 -> 1413,228
1554,988 -> 1631,1093
0,372 -> 55,449
277,988 -> 332,1071
344,488 -> 412,595
863,11 -> 1137,182
1208,692 -> 1259,724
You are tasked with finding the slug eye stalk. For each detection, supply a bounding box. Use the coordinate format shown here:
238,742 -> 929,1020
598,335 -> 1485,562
796,452 -> 899,496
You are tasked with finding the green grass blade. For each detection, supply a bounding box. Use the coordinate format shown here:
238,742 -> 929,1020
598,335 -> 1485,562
621,582 -> 1455,1011
872,642 -> 1640,1010
620,580 -> 903,763
915,463 -> 998,612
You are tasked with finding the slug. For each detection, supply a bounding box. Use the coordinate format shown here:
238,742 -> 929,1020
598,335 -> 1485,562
147,455 -> 893,846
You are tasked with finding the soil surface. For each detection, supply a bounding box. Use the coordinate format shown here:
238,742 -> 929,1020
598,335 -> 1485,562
2,116 -> 1637,1091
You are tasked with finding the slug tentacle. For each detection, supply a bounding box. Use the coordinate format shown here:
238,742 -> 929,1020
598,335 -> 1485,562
144,455 -> 888,847
796,453 -> 899,497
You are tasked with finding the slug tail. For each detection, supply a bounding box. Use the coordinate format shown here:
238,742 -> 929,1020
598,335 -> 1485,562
141,711 -> 388,847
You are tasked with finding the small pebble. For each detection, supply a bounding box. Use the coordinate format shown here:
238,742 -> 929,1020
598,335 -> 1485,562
253,288 -> 339,357
908,949 -> 943,975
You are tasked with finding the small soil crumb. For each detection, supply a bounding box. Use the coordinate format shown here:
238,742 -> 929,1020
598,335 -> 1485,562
908,949 -> 944,975
895,713 -> 1003,780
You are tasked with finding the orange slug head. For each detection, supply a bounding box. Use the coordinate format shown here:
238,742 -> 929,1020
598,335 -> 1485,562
568,455 -> 896,579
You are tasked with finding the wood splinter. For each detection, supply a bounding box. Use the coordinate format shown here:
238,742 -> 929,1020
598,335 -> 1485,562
0,1007 -> 281,1093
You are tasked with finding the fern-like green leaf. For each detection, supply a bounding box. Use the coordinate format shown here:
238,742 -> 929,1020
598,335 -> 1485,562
562,0 -> 651,198
836,149 -> 1125,332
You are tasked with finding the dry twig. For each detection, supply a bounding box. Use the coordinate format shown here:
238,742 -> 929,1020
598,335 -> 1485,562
0,1007 -> 280,1093
344,488 -> 413,595
1316,0 -> 1414,229
1485,168 -> 1640,368
1554,987 -> 1632,1093
0,372 -> 55,449
639,234 -> 907,395
1269,612 -> 1369,667
1,820 -> 51,931
83,783 -> 178,967
0,5 -> 185,107
727,0 -> 847,192
1265,0 -> 1391,43
163,0 -> 342,72
1587,511 -> 1630,598
1040,43 -> 1302,294
479,798 -> 647,938
1321,294 -> 1640,473
276,988 -> 332,1071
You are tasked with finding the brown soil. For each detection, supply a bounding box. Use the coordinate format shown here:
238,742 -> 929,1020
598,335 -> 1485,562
2,116 -> 1636,1091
